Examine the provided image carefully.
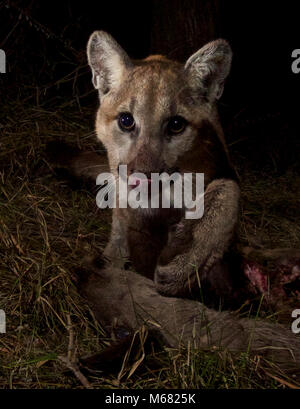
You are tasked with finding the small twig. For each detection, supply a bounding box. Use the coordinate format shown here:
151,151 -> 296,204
58,313 -> 93,389
264,370 -> 300,389
58,355 -> 93,389
67,314 -> 75,362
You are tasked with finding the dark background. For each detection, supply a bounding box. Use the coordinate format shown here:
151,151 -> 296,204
0,0 -> 299,173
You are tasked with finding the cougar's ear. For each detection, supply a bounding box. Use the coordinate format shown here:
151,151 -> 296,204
87,31 -> 132,96
184,39 -> 232,101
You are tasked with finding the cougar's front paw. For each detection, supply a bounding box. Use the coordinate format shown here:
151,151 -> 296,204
154,263 -> 185,297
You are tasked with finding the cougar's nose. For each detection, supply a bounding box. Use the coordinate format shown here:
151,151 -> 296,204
127,145 -> 162,175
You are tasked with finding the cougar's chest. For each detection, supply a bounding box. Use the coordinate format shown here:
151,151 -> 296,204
126,208 -> 181,279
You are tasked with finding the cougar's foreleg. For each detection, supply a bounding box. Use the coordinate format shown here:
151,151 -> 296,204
154,178 -> 240,298
103,208 -> 130,268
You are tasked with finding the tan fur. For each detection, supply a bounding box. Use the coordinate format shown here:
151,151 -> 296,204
143,54 -> 168,62
86,31 -> 239,296
54,33 -> 300,373
77,265 -> 300,373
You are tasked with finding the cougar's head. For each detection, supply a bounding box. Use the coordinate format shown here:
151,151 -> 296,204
87,31 -> 234,184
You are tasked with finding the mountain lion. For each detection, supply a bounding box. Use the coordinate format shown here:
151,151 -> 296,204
84,31 -> 242,306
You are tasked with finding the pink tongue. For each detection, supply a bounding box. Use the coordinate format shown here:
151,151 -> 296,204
130,177 -> 152,187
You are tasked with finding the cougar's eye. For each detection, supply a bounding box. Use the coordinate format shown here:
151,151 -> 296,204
118,112 -> 135,132
167,116 -> 187,135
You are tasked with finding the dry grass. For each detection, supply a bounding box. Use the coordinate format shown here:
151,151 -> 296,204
0,94 -> 299,389
239,170 -> 300,249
